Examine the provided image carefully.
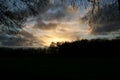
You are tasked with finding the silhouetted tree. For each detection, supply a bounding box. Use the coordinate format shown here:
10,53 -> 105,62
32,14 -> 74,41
0,39 -> 120,57
118,0 -> 120,11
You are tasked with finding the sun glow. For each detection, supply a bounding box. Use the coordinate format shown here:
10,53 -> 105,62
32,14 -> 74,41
22,8 -> 92,47
42,34 -> 77,47
23,19 -> 91,47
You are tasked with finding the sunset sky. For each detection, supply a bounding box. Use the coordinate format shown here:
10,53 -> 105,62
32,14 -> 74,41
0,0 -> 120,47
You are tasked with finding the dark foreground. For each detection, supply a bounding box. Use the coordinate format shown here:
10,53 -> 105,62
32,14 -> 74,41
0,39 -> 120,79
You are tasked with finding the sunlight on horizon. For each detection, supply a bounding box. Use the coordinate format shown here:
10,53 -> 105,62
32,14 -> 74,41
23,19 -> 91,47
21,0 -> 119,47
40,37 -> 74,47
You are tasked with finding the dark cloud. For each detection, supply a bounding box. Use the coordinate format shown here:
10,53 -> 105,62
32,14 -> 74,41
42,6 -> 67,21
19,31 -> 43,46
85,2 -> 120,35
34,21 -> 58,30
0,34 -> 22,46
92,23 -> 120,34
0,31 -> 37,46
24,4 -> 68,31
43,9 -> 66,20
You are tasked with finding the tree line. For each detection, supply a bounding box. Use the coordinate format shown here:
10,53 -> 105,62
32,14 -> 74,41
0,39 -> 120,57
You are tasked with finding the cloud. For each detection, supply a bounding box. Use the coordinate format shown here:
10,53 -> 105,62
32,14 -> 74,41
1,0 -> 120,47
84,2 -> 120,35
34,21 -> 59,30
0,33 -> 21,46
20,4 -> 93,47
91,23 -> 120,34
0,31 -> 40,47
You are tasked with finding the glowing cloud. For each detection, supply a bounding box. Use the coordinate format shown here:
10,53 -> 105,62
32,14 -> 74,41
23,18 -> 91,47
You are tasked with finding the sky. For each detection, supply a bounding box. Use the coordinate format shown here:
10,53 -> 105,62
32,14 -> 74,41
0,0 -> 120,47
